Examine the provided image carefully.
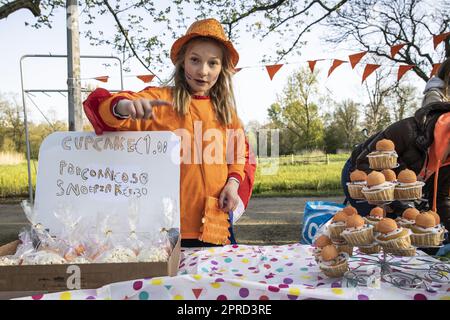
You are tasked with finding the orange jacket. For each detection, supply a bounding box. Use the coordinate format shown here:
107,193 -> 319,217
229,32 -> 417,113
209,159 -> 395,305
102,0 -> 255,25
90,86 -> 246,239
420,113 -> 450,210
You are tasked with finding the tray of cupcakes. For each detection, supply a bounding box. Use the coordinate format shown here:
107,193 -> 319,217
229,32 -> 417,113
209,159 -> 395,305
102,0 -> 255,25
347,139 -> 425,204
312,205 -> 448,278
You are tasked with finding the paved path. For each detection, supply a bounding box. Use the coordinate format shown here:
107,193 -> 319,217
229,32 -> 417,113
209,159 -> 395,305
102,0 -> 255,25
0,196 -> 344,246
234,196 -> 344,245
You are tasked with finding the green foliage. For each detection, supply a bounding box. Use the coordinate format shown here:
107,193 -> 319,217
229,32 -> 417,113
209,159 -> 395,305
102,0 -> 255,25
267,67 -> 325,152
324,99 -> 365,153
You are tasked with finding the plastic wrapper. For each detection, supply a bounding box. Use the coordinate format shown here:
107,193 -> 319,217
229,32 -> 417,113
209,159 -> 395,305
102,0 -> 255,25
13,228 -> 36,263
125,197 -> 144,255
53,204 -> 90,263
21,200 -> 55,250
21,249 -> 66,265
136,232 -> 170,262
161,197 -> 180,251
0,255 -> 20,266
92,212 -> 137,263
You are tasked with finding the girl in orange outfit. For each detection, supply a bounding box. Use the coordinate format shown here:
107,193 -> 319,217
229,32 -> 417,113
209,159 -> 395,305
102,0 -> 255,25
84,18 -> 248,247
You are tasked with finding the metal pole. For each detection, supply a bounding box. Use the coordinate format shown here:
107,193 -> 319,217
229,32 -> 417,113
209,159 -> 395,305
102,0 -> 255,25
66,0 -> 82,131
20,57 -> 34,204
19,54 -> 123,206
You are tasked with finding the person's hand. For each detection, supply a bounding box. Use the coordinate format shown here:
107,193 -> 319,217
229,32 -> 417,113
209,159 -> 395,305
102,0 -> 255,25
219,179 -> 240,212
116,98 -> 172,120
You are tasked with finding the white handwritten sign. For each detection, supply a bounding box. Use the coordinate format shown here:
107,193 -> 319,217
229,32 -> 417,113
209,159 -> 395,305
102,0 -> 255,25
33,131 -> 180,235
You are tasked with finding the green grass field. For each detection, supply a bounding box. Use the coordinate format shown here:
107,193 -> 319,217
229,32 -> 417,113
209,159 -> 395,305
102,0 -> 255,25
0,155 -> 348,199
0,161 -> 37,198
253,157 -> 345,197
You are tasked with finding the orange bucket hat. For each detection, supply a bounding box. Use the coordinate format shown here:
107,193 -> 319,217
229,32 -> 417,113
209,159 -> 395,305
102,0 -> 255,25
170,18 -> 239,66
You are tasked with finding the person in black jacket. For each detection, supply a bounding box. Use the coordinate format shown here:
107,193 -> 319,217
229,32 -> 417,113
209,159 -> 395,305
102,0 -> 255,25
341,59 -> 450,235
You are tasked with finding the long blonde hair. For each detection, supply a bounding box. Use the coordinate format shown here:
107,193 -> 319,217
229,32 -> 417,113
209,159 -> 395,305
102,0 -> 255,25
169,37 -> 237,126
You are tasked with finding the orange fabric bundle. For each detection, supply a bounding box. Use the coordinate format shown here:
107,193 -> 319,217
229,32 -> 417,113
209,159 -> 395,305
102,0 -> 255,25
198,197 -> 231,245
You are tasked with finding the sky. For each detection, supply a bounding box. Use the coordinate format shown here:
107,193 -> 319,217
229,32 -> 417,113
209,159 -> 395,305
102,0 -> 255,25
0,2 -> 434,127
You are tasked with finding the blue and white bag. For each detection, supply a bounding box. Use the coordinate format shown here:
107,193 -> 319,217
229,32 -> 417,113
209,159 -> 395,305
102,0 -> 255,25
301,201 -> 344,244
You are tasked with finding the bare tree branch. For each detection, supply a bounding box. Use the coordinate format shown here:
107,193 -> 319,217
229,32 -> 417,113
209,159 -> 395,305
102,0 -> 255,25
102,0 -> 162,82
0,0 -> 41,20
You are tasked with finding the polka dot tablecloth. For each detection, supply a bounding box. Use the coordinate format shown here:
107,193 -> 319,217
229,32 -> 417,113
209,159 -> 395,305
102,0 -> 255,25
16,244 -> 450,300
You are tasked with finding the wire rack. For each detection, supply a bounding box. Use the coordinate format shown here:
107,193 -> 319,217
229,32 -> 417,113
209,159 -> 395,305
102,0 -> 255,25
343,248 -> 450,291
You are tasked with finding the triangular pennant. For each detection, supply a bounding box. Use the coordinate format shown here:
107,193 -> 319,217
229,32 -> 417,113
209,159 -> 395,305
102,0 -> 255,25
94,76 -> 109,83
327,59 -> 346,77
361,64 -> 381,83
307,60 -> 318,73
348,52 -> 367,69
265,64 -> 284,80
164,285 -> 172,291
137,75 -> 155,83
433,32 -> 450,49
390,43 -> 407,58
430,63 -> 441,77
192,288 -> 203,299
397,65 -> 415,81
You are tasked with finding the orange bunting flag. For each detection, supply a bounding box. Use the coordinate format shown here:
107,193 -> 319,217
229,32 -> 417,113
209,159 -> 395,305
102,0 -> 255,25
361,64 -> 381,83
265,64 -> 284,80
430,63 -> 441,77
94,76 -> 109,83
348,52 -> 367,69
433,32 -> 450,49
397,65 -> 415,81
327,59 -> 346,77
390,43 -> 407,58
137,75 -> 155,83
307,60 -> 318,73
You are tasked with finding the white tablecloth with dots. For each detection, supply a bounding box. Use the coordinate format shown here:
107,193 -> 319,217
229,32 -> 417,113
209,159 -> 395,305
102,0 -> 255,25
17,243 -> 450,300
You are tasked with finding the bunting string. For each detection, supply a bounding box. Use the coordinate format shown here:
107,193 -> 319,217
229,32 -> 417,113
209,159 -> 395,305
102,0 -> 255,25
82,31 -> 448,85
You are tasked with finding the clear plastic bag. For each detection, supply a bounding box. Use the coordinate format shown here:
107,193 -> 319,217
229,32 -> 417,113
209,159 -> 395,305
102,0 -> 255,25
136,232 -> 170,262
125,197 -> 144,255
53,205 -> 90,263
21,249 -> 66,265
13,228 -> 36,263
92,212 -> 137,263
161,197 -> 179,251
21,200 -> 55,250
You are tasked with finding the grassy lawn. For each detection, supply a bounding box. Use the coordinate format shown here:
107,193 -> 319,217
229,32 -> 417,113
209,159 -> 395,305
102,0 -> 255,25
253,154 -> 346,197
0,161 -> 37,198
0,155 -> 348,199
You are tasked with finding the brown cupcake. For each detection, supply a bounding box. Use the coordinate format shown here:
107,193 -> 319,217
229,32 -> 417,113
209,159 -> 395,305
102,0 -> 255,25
362,171 -> 395,201
382,169 -> 397,183
313,235 -> 333,262
347,170 -> 367,199
367,139 -> 398,169
364,207 -> 385,226
342,206 -> 358,217
374,218 -> 411,249
396,207 -> 420,229
394,169 -> 424,200
410,213 -> 444,247
328,211 -> 348,242
341,215 -> 374,246
319,245 -> 349,278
